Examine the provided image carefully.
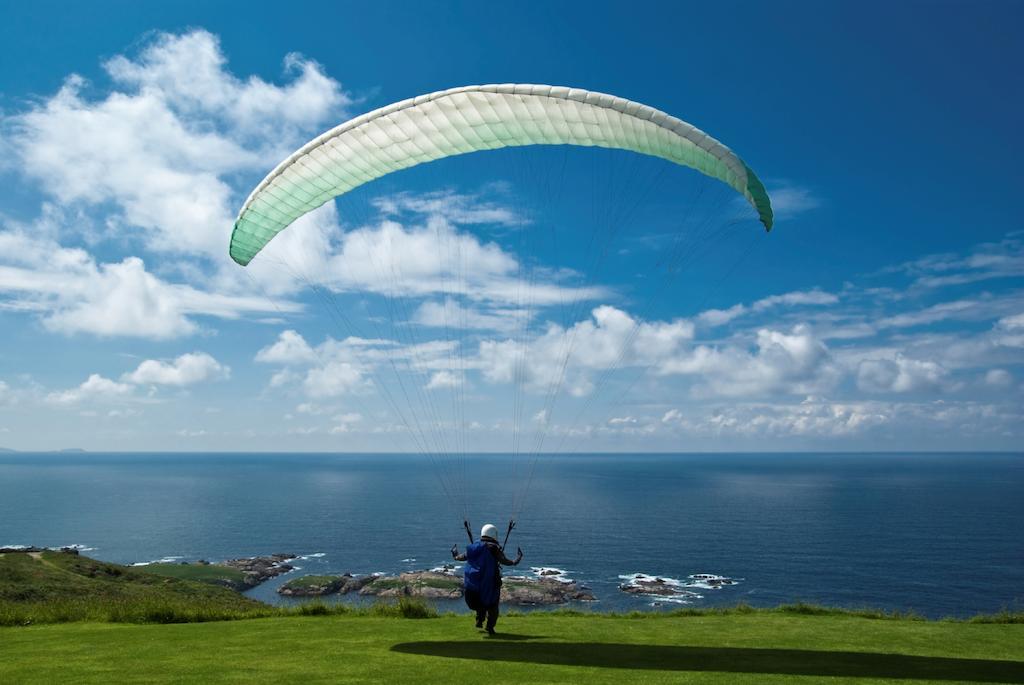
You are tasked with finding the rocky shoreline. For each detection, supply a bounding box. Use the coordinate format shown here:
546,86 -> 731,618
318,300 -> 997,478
218,554 -> 297,590
4,546 -> 739,607
278,567 -> 596,606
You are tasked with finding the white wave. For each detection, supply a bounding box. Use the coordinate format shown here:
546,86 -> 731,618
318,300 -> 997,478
55,544 -> 96,552
619,573 -> 687,588
0,544 -> 30,550
685,573 -> 740,590
131,555 -> 184,566
651,594 -> 701,605
296,552 -> 327,560
401,558 -> 416,563
530,567 -> 575,583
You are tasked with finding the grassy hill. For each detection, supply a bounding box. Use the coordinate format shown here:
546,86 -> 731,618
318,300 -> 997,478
0,549 -> 264,623
139,561 -> 248,586
3,612 -> 1023,684
3,550 -> 1023,683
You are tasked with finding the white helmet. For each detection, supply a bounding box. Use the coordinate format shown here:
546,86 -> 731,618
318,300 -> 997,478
480,524 -> 499,541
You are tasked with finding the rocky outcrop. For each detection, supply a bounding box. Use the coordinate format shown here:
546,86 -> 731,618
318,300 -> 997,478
220,554 -> 297,591
357,570 -> 596,605
619,573 -> 737,599
0,546 -> 80,555
360,571 -> 464,600
278,573 -> 377,597
619,576 -> 686,597
501,577 -> 596,605
278,568 -> 596,604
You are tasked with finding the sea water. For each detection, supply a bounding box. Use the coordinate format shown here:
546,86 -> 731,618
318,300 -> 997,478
1,451 -> 1021,617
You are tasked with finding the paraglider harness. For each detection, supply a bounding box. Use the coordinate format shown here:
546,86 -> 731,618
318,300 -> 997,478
458,519 -> 518,611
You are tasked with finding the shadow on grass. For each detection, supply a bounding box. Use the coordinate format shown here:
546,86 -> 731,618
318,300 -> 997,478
391,642 -> 1024,683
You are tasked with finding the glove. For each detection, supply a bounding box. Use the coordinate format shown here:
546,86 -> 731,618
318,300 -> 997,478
515,546 -> 523,563
451,545 -> 459,559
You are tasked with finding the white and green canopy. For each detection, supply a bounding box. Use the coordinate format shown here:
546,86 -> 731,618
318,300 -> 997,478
230,84 -> 772,266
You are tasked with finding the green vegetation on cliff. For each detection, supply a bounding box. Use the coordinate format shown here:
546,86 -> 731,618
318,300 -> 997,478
140,562 -> 247,586
0,550 -> 262,624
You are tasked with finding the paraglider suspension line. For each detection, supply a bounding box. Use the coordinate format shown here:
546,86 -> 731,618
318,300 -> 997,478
501,519 -> 516,552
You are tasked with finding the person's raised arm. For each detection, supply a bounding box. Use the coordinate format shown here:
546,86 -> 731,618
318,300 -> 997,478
495,546 -> 523,566
451,545 -> 466,562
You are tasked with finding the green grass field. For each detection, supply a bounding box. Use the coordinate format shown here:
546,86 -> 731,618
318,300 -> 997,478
3,612 -> 1024,684
3,551 -> 1022,683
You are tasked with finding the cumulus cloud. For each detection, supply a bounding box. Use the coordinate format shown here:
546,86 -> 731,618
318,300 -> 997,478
479,305 -> 695,396
303,360 -> 368,398
255,330 -> 392,399
314,215 -> 603,306
46,374 -> 134,405
856,356 -> 948,394
123,352 -> 229,386
660,325 -> 838,398
0,227 -> 295,338
255,330 -> 318,365
7,29 -> 349,258
984,368 -> 1013,388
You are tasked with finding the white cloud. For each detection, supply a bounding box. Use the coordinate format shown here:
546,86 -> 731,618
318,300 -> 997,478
660,325 -> 838,398
426,371 -> 459,390
8,30 -> 349,259
372,190 -> 522,227
302,361 -> 368,398
752,289 -> 838,311
983,369 -> 1014,388
317,216 -> 604,306
889,235 -> 1024,290
995,313 -> 1024,348
108,408 -> 142,418
480,305 -> 695,396
255,330 -> 318,365
698,289 -> 838,327
765,183 -> 821,218
124,352 -> 229,386
329,412 -> 363,433
0,226 -> 297,338
46,374 -> 134,405
413,298 -> 532,333
666,397 -> 888,437
856,356 -> 948,394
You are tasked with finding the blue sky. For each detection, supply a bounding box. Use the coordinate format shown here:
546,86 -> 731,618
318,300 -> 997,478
0,1 -> 1021,452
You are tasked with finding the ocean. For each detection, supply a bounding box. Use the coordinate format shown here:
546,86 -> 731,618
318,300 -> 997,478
1,451 -> 1021,618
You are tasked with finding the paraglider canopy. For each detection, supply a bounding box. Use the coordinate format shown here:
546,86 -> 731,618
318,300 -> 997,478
229,84 -> 772,267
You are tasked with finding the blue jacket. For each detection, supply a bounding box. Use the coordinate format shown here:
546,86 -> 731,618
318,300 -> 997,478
462,540 -> 517,607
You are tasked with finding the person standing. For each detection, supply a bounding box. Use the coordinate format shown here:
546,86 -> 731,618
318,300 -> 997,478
451,523 -> 523,635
